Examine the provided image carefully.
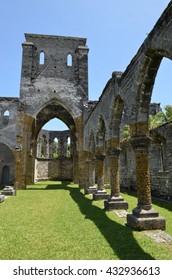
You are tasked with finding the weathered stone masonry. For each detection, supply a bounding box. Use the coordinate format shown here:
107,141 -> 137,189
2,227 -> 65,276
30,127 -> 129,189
1,2 -> 172,229
84,2 -> 172,229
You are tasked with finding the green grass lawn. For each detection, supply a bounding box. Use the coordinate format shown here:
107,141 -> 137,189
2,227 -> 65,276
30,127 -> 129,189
0,181 -> 172,260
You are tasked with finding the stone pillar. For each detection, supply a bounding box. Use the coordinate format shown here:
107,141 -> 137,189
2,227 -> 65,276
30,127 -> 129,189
61,136 -> 68,157
104,148 -> 128,210
78,151 -> 89,189
37,140 -> 41,157
127,136 -> 166,230
84,157 -> 97,194
49,141 -> 54,158
93,154 -> 109,200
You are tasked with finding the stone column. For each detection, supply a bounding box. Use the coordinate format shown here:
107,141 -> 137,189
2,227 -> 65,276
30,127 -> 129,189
93,154 -> 109,200
37,139 -> 41,157
104,148 -> 128,210
84,157 -> 97,194
49,141 -> 54,158
127,136 -> 166,230
62,136 -> 68,157
78,150 -> 89,188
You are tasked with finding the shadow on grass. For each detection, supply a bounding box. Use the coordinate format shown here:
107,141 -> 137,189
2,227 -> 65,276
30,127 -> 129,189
27,181 -> 154,260
68,188 -> 154,260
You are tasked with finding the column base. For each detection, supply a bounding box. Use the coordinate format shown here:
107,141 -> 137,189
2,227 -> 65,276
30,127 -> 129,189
84,186 -> 97,195
127,207 -> 166,230
93,190 -> 110,200
1,186 -> 16,196
0,194 -> 5,203
104,196 -> 128,211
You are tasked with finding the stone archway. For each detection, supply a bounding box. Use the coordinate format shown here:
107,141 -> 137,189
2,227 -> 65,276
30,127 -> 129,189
0,142 -> 14,186
104,95 -> 128,210
127,51 -> 171,230
93,116 -> 109,200
31,100 -> 78,184
1,166 -> 10,186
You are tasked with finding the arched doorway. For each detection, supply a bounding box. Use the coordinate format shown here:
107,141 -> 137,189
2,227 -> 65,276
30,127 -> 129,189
1,166 -> 10,186
0,142 -> 14,186
31,100 -> 78,184
35,118 -> 74,181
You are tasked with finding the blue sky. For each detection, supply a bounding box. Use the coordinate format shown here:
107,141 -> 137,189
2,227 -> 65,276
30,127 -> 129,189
0,0 -> 171,130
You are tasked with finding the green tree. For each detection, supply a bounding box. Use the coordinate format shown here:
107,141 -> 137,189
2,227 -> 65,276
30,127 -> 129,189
149,105 -> 172,130
121,124 -> 131,140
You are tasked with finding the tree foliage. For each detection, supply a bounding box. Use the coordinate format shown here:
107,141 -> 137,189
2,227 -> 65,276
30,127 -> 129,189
149,105 -> 172,130
121,124 -> 131,140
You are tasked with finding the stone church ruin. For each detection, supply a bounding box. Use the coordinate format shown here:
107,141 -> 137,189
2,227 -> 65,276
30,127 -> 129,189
1,2 -> 172,230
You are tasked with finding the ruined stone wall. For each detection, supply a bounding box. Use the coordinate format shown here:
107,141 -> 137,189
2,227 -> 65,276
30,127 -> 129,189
0,98 -> 19,185
84,72 -> 122,146
0,98 -> 19,148
84,1 -> 172,201
35,129 -> 73,181
120,122 -> 172,200
20,34 -> 89,118
0,1 -> 172,199
150,123 -> 172,199
15,34 -> 89,188
0,142 -> 14,186
35,157 -> 73,181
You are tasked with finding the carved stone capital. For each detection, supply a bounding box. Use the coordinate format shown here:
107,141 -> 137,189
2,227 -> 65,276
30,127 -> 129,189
95,153 -> 105,161
107,148 -> 121,157
130,136 -> 151,151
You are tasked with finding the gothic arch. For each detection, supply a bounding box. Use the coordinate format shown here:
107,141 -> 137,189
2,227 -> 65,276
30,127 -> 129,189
27,99 -> 78,184
110,95 -> 124,139
35,99 -> 76,137
0,142 -> 14,186
96,115 -> 106,154
126,49 -> 171,230
89,129 -> 95,155
131,49 -> 172,137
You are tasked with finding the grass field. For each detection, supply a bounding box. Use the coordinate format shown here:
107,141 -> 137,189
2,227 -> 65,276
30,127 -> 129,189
0,181 -> 172,260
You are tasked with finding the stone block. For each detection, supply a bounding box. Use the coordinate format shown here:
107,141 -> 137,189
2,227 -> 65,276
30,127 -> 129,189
93,190 -> 110,200
1,186 -> 16,196
127,213 -> 166,230
104,196 -> 128,211
84,186 -> 97,194
0,194 -> 5,203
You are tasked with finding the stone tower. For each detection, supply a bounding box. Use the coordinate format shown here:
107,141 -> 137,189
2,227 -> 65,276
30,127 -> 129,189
15,34 -> 89,189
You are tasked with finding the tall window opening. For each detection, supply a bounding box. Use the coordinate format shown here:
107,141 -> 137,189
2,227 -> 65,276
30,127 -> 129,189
53,137 -> 59,158
4,110 -> 9,116
67,137 -> 71,157
39,51 -> 45,65
40,135 -> 47,157
151,57 -> 172,114
3,110 -> 10,125
67,53 -> 72,67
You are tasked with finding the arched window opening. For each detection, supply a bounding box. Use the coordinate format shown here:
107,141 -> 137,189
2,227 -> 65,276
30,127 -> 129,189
67,137 -> 71,157
42,118 -> 68,131
3,110 -> 10,125
39,51 -> 45,65
53,137 -> 59,158
1,165 -> 10,186
4,110 -> 9,116
151,58 -> 172,108
96,116 -> 106,150
40,135 -> 47,157
67,53 -> 72,67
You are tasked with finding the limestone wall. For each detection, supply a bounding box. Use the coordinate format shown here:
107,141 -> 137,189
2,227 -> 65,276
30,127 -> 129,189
35,157 -> 73,181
